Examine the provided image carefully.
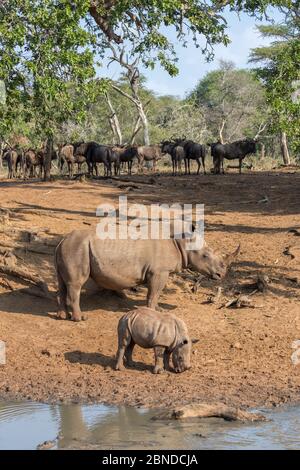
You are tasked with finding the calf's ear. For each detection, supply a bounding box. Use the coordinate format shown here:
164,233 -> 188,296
191,338 -> 199,344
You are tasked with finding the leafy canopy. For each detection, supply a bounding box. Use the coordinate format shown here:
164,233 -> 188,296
249,2 -> 300,150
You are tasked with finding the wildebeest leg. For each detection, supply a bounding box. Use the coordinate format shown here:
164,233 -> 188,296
202,156 -> 206,174
153,346 -> 165,374
172,159 -> 175,176
188,158 -> 191,175
221,157 -> 225,174
57,270 -> 69,320
68,162 -> 73,178
163,349 -> 171,371
146,271 -> 169,310
196,158 -> 200,175
124,339 -> 136,367
184,158 -> 187,174
153,159 -> 156,173
115,327 -> 132,371
239,158 -> 243,174
66,282 -> 86,322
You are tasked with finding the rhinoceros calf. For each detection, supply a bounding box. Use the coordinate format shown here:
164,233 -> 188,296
116,307 -> 192,374
55,230 -> 239,321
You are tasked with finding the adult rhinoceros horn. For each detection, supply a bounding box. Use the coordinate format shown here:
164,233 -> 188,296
224,244 -> 240,265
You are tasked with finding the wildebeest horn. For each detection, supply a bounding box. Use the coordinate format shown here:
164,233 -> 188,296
224,244 -> 240,265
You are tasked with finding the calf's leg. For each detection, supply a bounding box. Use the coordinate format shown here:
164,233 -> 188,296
163,349 -> 171,371
124,339 -> 136,367
153,346 -> 165,374
115,326 -> 132,371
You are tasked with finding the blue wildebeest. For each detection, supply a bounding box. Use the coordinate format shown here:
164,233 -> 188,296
136,145 -> 164,172
75,142 -> 111,176
110,145 -> 138,175
59,142 -> 86,178
210,139 -> 257,174
170,138 -> 206,175
161,141 -> 185,175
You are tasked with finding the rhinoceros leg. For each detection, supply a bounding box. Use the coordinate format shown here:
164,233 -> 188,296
66,282 -> 85,322
146,271 -> 169,310
57,270 -> 69,320
163,349 -> 171,371
124,339 -> 135,367
115,326 -> 132,371
153,346 -> 165,374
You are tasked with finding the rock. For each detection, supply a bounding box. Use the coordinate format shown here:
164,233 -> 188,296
231,342 -> 242,350
41,348 -> 58,357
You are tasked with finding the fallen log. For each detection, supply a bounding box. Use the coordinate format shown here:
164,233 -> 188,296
152,403 -> 266,422
0,264 -> 49,294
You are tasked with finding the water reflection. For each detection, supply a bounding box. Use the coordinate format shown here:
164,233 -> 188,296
0,401 -> 299,450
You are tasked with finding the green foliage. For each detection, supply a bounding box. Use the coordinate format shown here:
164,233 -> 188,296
0,0 -> 95,140
188,61 -> 267,142
88,1 -> 291,73
0,0 -> 294,151
250,3 -> 300,152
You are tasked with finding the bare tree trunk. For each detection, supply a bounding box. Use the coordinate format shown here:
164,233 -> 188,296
109,48 -> 150,146
219,119 -> 226,144
280,131 -> 291,165
137,103 -> 150,146
0,141 -> 4,169
108,117 -> 117,144
44,135 -> 53,181
105,93 -> 122,144
130,116 -> 142,144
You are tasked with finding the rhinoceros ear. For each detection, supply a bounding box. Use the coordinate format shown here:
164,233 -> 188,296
224,244 -> 240,265
191,339 -> 199,344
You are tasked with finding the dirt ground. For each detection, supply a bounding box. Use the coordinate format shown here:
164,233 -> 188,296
0,168 -> 299,409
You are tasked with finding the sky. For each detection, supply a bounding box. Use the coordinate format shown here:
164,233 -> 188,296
98,7 -> 283,98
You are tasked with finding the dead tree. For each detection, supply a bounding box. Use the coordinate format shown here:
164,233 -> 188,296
109,46 -> 150,146
105,92 -> 122,145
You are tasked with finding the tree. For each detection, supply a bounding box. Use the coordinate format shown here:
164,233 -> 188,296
0,0 -> 291,160
249,2 -> 300,163
87,1 -> 289,145
188,61 -> 267,143
0,0 -> 95,180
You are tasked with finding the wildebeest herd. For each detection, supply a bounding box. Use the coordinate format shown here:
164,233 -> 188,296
1,137 -> 257,179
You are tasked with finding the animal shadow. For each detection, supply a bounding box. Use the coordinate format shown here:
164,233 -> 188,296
65,351 -> 115,368
64,350 -> 153,372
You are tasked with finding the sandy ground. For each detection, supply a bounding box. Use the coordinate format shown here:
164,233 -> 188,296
0,168 -> 299,409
